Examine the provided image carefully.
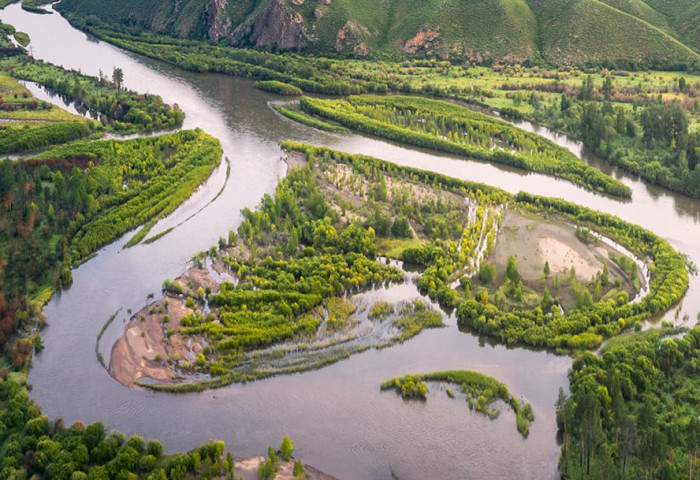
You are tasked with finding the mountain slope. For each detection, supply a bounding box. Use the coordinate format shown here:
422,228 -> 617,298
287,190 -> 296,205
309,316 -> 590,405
643,0 -> 700,54
528,0 -> 700,65
54,0 -> 700,66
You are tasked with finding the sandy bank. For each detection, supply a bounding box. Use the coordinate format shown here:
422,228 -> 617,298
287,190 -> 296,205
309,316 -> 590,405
108,266 -> 219,387
234,456 -> 338,480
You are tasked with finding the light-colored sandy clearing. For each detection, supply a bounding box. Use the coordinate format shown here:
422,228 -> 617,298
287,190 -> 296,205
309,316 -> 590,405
489,210 -> 628,285
537,237 -> 598,280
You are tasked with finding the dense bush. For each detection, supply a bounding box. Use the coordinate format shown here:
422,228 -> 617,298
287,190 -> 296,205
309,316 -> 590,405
456,193 -> 688,350
253,80 -> 303,96
0,120 -> 92,154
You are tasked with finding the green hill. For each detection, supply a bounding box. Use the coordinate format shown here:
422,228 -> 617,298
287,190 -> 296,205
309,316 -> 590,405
643,0 -> 700,53
528,0 -> 700,66
54,0 -> 700,66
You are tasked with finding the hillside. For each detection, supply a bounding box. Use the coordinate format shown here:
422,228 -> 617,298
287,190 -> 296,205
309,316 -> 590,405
528,0 -> 700,66
53,0 -> 700,66
643,0 -> 700,53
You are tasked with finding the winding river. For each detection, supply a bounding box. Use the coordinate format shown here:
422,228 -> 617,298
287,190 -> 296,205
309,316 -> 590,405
2,4 -> 699,479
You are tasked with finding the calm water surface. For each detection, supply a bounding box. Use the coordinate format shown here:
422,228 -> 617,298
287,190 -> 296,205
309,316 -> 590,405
2,4 -> 699,479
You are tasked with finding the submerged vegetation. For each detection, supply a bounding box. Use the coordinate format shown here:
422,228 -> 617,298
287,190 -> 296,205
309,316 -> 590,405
298,95 -> 631,197
381,370 -> 535,437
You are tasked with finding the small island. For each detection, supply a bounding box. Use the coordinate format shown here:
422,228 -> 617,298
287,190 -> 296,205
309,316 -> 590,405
381,370 -> 535,437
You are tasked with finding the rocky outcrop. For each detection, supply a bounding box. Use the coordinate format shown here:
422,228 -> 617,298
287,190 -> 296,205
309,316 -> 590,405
230,0 -> 311,50
147,1 -> 172,33
334,21 -> 370,56
206,0 -> 232,43
403,28 -> 441,55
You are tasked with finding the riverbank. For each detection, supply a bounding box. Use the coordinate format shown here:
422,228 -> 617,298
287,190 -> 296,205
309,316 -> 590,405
234,456 -> 337,480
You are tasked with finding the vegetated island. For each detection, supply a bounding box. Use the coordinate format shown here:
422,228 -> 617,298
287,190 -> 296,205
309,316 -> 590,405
0,55 -> 185,154
381,370 -> 535,437
109,142 -> 466,390
254,80 -> 302,96
272,103 -> 348,134
109,143 -> 686,392
281,145 -> 686,352
296,95 -> 631,198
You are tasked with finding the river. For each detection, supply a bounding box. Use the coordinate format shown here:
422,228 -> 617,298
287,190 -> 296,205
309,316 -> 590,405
1,4 -> 698,480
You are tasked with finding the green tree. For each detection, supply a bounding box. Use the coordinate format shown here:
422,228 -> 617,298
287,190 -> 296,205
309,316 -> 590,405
506,255 -> 520,285
560,93 -> 572,112
679,76 -> 687,92
146,440 -> 163,458
641,103 -> 688,146
391,215 -> 412,238
280,435 -> 293,461
602,77 -> 613,101
579,75 -> 595,101
478,263 -> 496,284
293,459 -> 305,480
540,287 -> 553,311
112,67 -> 124,91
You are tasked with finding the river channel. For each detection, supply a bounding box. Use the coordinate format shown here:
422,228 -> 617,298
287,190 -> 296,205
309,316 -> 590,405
2,4 -> 699,479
